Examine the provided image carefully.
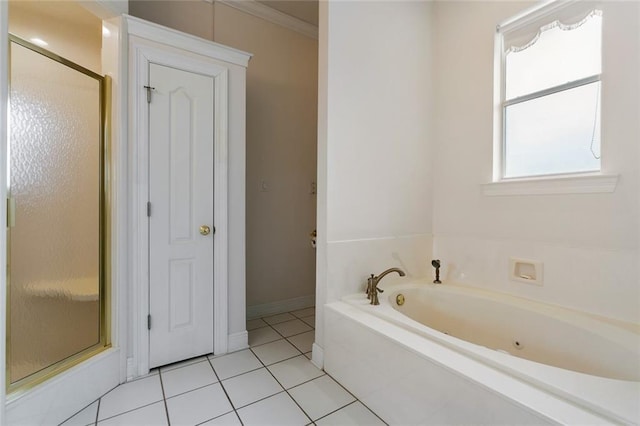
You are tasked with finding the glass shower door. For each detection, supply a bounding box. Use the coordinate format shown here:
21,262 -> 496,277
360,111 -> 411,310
7,37 -> 106,388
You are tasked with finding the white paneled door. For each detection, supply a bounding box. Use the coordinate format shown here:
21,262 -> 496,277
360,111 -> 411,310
148,63 -> 215,368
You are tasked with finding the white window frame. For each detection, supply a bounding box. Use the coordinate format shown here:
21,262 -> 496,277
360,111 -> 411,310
486,0 -> 618,196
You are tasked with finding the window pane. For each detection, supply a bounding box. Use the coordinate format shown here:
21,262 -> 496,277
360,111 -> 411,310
505,13 -> 601,100
504,81 -> 600,178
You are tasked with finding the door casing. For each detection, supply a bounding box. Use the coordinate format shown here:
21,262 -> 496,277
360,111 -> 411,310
129,35 -> 231,377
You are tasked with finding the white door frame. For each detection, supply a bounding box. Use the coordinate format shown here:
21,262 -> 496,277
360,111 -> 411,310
129,32 -> 230,376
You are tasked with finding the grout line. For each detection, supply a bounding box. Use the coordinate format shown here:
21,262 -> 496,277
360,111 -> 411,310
215,365 -> 264,382
193,409 -> 237,426
248,347 -> 313,424
158,369 -> 172,425
279,327 -> 315,340
323,372 -> 388,425
207,357 -> 244,425
312,400 -> 359,424
163,382 -> 221,401
57,398 -> 101,426
260,352 -> 305,367
246,337 -> 283,349
257,324 -> 308,358
94,398 -> 101,426
231,389 -> 289,411
95,400 -> 164,423
267,323 -> 289,340
247,310 -> 382,424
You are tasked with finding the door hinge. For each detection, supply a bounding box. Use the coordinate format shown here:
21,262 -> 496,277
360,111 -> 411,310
147,314 -> 152,330
147,202 -> 151,217
144,85 -> 155,103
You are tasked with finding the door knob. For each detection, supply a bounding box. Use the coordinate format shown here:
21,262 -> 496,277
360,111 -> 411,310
200,225 -> 211,236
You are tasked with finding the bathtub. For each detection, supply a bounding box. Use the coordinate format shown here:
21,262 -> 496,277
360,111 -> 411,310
323,280 -> 640,425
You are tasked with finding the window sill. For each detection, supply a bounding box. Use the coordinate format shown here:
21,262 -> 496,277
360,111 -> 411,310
482,174 -> 619,196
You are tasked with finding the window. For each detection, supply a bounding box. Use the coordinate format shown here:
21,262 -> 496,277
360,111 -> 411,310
496,3 -> 602,180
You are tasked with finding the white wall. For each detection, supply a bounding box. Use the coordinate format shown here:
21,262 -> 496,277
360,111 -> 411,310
317,1 -> 434,355
431,1 -> 640,323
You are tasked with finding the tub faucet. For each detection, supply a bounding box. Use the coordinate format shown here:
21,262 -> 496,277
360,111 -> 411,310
367,268 -> 406,305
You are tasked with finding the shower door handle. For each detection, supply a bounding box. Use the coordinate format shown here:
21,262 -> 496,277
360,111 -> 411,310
7,197 -> 15,228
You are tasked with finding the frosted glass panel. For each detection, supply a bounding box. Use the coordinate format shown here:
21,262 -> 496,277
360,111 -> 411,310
9,41 -> 102,383
504,82 -> 601,178
505,13 -> 601,100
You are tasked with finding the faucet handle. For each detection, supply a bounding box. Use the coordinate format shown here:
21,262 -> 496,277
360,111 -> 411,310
366,274 -> 375,299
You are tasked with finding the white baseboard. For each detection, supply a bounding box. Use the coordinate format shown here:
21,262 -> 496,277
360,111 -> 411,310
126,357 -> 135,381
311,343 -> 324,370
228,331 -> 249,353
247,295 -> 315,320
7,348 -> 120,426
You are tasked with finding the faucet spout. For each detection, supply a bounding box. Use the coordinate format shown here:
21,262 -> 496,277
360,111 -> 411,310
376,267 -> 406,281
368,267 -> 406,305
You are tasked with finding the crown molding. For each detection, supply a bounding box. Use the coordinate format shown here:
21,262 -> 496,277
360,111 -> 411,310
217,0 -> 318,40
125,14 -> 252,67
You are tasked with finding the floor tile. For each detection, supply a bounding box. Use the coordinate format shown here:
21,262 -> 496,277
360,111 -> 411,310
98,375 -> 164,421
210,349 -> 263,380
61,400 -> 98,426
160,355 -> 209,373
263,312 -> 296,325
166,383 -> 233,426
222,368 -> 283,408
252,339 -> 300,366
247,318 -> 269,331
316,401 -> 385,425
98,401 -> 167,425
290,307 -> 315,319
248,327 -> 282,346
161,360 -> 218,398
289,375 -> 356,421
271,319 -> 313,338
268,355 -> 324,389
200,411 -> 242,425
287,330 -> 315,353
304,352 -> 312,360
237,392 -> 310,426
300,315 -> 315,328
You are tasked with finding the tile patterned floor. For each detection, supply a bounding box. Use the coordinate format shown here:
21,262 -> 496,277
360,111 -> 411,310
60,308 -> 386,426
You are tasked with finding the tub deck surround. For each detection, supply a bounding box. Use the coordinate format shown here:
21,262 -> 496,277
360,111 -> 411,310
327,280 -> 640,425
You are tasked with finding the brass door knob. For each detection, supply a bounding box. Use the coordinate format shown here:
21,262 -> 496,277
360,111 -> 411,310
200,225 -> 211,236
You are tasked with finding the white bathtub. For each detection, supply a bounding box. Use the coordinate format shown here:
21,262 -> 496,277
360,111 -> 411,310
324,280 -> 640,425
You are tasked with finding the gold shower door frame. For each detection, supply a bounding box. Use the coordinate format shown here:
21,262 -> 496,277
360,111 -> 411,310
6,35 -> 111,394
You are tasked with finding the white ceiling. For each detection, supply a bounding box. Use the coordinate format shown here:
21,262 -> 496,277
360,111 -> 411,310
257,0 -> 318,27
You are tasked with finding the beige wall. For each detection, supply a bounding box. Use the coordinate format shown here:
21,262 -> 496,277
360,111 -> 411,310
129,2 -> 318,310
128,0 -> 215,41
9,1 -> 102,73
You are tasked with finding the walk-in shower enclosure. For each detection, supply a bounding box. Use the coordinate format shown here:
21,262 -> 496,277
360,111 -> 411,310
7,36 -> 107,391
